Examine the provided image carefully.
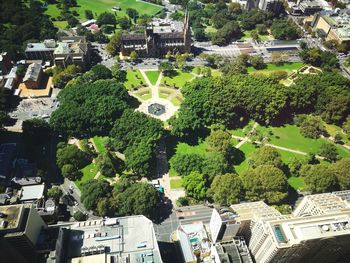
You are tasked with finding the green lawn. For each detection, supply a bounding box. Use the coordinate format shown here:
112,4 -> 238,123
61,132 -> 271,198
161,70 -> 194,88
240,30 -> 269,41
288,176 -> 306,191
75,163 -> 98,190
92,136 -> 108,153
124,69 -> 145,89
134,88 -> 152,100
175,141 -> 209,156
205,25 -> 217,34
170,178 -> 183,189
145,70 -> 160,85
234,142 -> 257,174
256,124 -> 350,158
171,96 -> 183,106
45,0 -> 163,22
53,21 -> 68,29
228,120 -> 255,137
158,86 -> 174,99
247,62 -> 304,75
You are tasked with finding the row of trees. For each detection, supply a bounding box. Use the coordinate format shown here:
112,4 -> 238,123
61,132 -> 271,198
170,73 -> 350,137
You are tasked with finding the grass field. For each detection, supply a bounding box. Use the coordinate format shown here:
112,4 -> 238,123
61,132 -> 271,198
161,70 -> 194,88
256,124 -> 350,158
92,136 -> 108,153
288,176 -> 306,190
247,62 -> 304,75
175,141 -> 209,156
234,142 -> 257,174
171,96 -> 183,106
134,88 -> 152,100
45,0 -> 163,22
240,30 -> 270,41
170,178 -> 183,189
145,70 -> 160,85
124,69 -> 145,89
53,21 -> 68,29
75,163 -> 98,190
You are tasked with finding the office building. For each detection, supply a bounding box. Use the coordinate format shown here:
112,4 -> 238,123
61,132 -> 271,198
25,37 -> 90,69
121,13 -> 191,58
230,192 -> 350,263
0,204 -> 47,263
48,215 -> 163,263
209,207 -> 240,243
258,0 -> 283,13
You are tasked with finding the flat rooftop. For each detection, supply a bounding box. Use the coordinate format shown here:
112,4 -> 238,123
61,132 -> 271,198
0,204 -> 24,231
268,211 -> 350,248
61,216 -> 162,263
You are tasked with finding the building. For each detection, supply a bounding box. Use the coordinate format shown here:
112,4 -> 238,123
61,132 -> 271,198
312,10 -> 350,47
176,223 -> 210,263
230,192 -> 350,263
121,13 -> 191,58
18,184 -> 46,203
0,204 -> 47,263
48,215 -> 163,263
25,37 -> 90,69
23,63 -> 43,89
209,207 -> 240,243
258,0 -> 283,13
211,236 -> 253,263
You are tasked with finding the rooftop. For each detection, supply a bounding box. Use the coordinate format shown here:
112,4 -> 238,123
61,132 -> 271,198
19,184 -> 45,201
52,216 -> 162,263
0,204 -> 23,231
23,63 -> 42,82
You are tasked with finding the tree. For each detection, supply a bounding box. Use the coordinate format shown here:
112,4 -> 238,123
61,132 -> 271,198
219,58 -> 247,75
208,173 -> 243,205
95,152 -> 117,177
299,48 -> 339,70
110,109 -> 164,151
250,146 -> 284,170
116,182 -> 159,219
96,197 -> 115,217
85,10 -> 94,20
22,118 -> 51,146
56,144 -> 89,170
271,19 -> 299,40
212,21 -> 242,46
206,129 -> 231,155
117,17 -> 131,30
322,96 -> 349,125
170,154 -> 204,176
16,65 -> 26,78
90,64 -> 112,79
61,164 -> 83,181
301,164 -> 336,193
202,154 -> 231,183
250,55 -> 265,69
124,142 -> 154,178
158,61 -> 175,76
241,165 -> 288,204
256,24 -> 268,35
97,12 -> 116,26
318,142 -> 339,162
73,211 -> 87,221
299,115 -> 327,139
52,64 -> 82,88
111,63 -> 127,82
251,30 -> 260,41
126,8 -> 139,22
106,31 -> 122,56
81,179 -> 112,211
47,187 -> 63,202
331,158 -> 350,190
193,27 -> 206,41
50,80 -> 134,137
130,51 -> 138,62
183,171 -> 207,200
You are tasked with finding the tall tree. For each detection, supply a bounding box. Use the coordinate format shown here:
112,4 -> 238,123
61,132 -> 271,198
183,171 -> 207,200
208,173 -> 243,205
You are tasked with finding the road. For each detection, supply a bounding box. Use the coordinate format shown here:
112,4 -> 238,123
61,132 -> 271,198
154,204 -> 213,242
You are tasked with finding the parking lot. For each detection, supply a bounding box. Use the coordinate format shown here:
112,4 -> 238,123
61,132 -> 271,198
6,88 -> 60,130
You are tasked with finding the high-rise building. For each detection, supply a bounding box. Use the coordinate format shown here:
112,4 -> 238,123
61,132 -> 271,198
231,192 -> 350,263
0,204 -> 47,263
209,207 -> 240,243
258,0 -> 283,13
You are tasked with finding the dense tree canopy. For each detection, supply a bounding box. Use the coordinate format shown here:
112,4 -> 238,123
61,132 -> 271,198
208,173 -> 243,205
81,180 -> 113,210
301,164 -> 336,193
250,146 -> 284,169
331,158 -> 350,190
271,19 -> 299,40
56,144 -> 89,170
95,152 -> 117,177
241,165 -> 288,204
170,153 -> 204,176
50,80 -> 135,137
183,171 -> 207,200
22,118 -> 51,146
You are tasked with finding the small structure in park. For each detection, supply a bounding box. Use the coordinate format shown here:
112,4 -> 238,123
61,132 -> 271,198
148,103 -> 165,116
